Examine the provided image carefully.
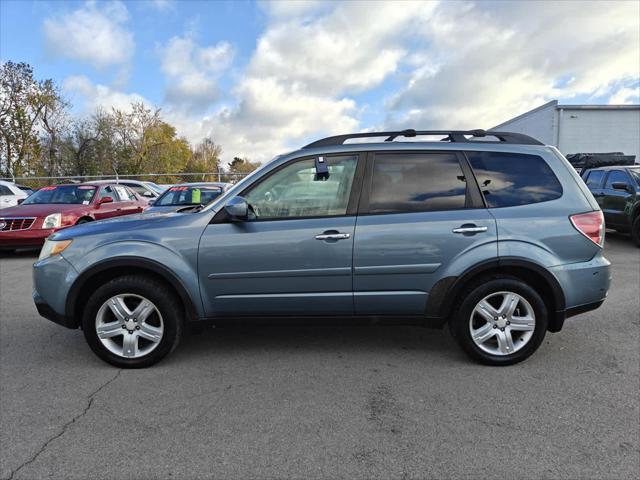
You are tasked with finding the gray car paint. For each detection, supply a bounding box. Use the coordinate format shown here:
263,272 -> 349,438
34,141 -> 610,326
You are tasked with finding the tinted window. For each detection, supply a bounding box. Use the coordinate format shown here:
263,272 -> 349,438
467,152 -> 562,208
245,155 -> 358,219
604,170 -> 630,189
585,170 -> 605,188
369,153 -> 467,213
629,169 -> 640,186
0,185 -> 12,195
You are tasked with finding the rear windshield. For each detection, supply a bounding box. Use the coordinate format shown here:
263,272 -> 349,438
155,186 -> 223,206
466,152 -> 563,208
22,185 -> 97,205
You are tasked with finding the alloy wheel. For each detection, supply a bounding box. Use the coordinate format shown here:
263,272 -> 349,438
95,294 -> 164,359
469,291 -> 536,356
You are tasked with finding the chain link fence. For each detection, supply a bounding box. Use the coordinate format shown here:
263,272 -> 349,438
1,172 -> 251,189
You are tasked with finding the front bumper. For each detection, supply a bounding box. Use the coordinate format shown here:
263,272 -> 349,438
0,228 -> 56,248
32,254 -> 79,329
33,290 -> 76,328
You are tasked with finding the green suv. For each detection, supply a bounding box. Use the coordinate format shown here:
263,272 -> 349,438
582,165 -> 640,246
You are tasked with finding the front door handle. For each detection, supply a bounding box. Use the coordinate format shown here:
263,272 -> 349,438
452,225 -> 488,234
315,232 -> 351,241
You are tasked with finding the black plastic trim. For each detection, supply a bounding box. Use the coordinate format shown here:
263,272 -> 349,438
65,257 -> 199,327
426,258 -> 566,330
303,129 -> 544,148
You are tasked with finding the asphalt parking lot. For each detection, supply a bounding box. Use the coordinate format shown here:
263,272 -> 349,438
0,233 -> 638,480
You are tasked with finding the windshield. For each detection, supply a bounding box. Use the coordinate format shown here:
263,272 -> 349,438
144,182 -> 165,194
155,186 -> 223,206
23,185 -> 97,205
629,168 -> 640,186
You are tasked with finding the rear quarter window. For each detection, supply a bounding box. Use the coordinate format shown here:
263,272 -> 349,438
466,151 -> 563,208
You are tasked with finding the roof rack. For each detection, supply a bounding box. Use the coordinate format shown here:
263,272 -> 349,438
303,129 -> 543,148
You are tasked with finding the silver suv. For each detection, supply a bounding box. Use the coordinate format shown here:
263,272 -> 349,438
32,129 -> 611,368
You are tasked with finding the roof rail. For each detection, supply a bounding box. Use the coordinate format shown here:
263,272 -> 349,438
303,129 -> 543,148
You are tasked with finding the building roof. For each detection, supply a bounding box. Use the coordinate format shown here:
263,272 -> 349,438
493,100 -> 640,129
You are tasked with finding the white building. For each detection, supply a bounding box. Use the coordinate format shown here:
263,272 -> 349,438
492,100 -> 640,163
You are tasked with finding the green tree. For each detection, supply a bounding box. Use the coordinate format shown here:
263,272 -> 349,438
228,156 -> 260,175
0,62 -> 67,176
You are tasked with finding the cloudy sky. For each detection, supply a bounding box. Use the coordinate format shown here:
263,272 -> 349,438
1,0 -> 639,162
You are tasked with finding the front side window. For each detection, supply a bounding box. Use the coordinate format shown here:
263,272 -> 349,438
0,185 -> 12,196
585,170 -> 605,188
22,185 -> 97,205
628,168 -> 640,186
604,170 -> 630,189
368,153 -> 468,214
244,155 -> 358,219
467,151 -> 563,208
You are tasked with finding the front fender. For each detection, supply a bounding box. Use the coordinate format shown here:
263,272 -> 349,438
63,240 -> 203,321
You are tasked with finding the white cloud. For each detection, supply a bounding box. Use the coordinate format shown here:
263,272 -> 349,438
43,1 -> 134,68
385,0 -> 640,129
58,0 -> 640,165
148,0 -> 174,12
63,75 -> 147,113
609,86 -> 640,105
159,36 -> 234,113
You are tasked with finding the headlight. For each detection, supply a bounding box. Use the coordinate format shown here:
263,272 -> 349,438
38,239 -> 73,261
42,213 -> 61,229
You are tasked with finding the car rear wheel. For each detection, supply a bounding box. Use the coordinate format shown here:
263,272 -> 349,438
632,216 -> 640,247
449,277 -> 548,366
82,275 -> 183,368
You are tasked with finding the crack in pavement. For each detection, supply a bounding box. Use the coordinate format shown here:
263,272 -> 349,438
5,369 -> 122,480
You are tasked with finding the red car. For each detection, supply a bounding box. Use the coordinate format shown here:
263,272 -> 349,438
0,183 -> 147,251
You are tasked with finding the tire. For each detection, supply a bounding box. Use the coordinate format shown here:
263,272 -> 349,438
632,216 -> 640,248
449,277 -> 548,366
82,275 -> 183,368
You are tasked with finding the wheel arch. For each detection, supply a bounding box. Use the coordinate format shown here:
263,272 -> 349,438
427,258 -> 566,332
66,257 -> 199,328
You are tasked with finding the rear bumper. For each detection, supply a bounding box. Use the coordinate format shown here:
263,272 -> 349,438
549,253 -> 611,331
0,228 -> 55,248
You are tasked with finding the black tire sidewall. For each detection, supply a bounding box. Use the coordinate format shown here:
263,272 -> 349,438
450,278 -> 548,366
82,276 -> 182,368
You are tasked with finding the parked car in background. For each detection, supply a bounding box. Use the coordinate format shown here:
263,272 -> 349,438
145,182 -> 230,213
32,129 -> 610,368
0,180 -> 30,209
0,183 -> 147,251
92,179 -> 163,203
582,165 -> 640,246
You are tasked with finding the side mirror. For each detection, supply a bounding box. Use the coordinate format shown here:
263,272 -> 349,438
224,196 -> 249,221
611,182 -> 630,192
147,199 -> 155,206
143,191 -> 155,197
98,196 -> 114,206
17,198 -> 24,205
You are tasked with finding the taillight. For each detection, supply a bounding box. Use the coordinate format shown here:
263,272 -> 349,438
570,211 -> 604,247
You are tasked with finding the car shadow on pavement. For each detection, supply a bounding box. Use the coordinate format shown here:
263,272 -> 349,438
172,323 -> 466,366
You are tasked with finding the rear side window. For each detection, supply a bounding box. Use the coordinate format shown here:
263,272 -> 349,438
466,152 -> 563,208
369,153 -> 468,214
585,170 -> 605,188
604,170 -> 629,189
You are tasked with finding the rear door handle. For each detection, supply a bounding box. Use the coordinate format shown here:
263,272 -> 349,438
452,225 -> 488,234
315,232 -> 351,241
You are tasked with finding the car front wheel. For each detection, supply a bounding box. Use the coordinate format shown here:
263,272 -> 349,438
449,277 -> 548,366
82,275 -> 183,368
